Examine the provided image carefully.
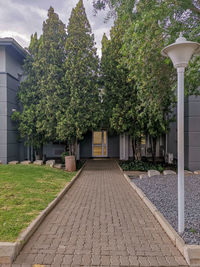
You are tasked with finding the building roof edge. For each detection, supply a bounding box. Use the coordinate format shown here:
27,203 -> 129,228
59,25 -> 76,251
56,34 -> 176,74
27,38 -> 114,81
0,37 -> 28,58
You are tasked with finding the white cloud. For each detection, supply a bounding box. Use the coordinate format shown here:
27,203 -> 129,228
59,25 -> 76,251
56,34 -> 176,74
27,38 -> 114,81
0,31 -> 30,47
0,0 -> 113,56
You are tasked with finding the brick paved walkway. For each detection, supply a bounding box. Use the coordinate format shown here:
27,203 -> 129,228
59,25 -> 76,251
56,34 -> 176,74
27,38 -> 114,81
11,160 -> 187,266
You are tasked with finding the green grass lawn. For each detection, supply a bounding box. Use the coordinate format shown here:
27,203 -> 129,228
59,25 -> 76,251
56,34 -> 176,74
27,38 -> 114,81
0,164 -> 76,242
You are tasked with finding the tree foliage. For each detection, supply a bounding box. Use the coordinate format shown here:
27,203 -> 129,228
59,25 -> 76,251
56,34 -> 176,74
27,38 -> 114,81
15,0 -> 200,162
36,7 -> 67,142
56,0 -> 102,155
99,0 -> 200,160
14,33 -> 45,150
93,0 -> 200,16
95,0 -> 200,95
122,1 -> 176,135
15,2 -> 102,157
15,7 -> 67,155
101,20 -> 143,159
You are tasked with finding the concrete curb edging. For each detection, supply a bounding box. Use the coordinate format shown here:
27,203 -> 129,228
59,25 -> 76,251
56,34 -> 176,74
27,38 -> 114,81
0,162 -> 86,264
116,162 -> 200,266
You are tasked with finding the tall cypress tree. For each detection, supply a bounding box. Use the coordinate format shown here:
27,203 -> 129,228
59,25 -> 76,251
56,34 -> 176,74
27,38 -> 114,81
101,32 -> 116,128
13,33 -> 46,154
14,7 -> 67,159
57,0 -> 102,155
121,0 -> 176,162
101,21 -> 143,160
36,7 -> 67,142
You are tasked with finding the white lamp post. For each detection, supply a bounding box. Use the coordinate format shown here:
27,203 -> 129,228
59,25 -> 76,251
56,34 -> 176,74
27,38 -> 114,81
161,33 -> 200,234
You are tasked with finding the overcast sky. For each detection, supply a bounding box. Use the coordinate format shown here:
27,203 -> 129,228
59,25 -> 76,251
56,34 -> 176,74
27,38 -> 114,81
0,0 -> 113,56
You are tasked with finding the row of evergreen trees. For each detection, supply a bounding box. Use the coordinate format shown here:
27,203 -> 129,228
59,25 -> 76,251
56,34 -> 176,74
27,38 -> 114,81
15,0 -> 200,160
98,0 -> 200,160
15,0 -> 102,156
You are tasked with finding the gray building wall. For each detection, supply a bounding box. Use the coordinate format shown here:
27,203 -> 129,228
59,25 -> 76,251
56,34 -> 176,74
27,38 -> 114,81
0,47 -> 7,163
6,47 -> 24,162
108,134 -> 119,158
167,95 -> 200,171
80,132 -> 120,158
7,74 -> 20,162
0,43 -> 26,163
80,132 -> 93,158
43,144 -> 65,158
184,95 -> 200,171
167,107 -> 177,159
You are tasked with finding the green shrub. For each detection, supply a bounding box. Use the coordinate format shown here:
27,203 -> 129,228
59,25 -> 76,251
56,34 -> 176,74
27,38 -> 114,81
156,164 -> 164,172
119,160 -> 165,172
61,151 -> 69,164
76,160 -> 86,170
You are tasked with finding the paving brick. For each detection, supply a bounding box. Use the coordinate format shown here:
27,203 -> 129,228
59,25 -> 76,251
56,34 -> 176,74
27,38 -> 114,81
166,255 -> 183,266
138,256 -> 151,266
101,255 -> 110,265
120,255 -> 130,265
110,255 -> 120,266
43,254 -> 55,265
129,256 -> 139,266
62,255 -> 73,265
33,253 -> 46,264
156,256 -> 170,266
81,254 -> 91,265
52,254 -> 64,265
147,256 -> 160,266
91,254 -> 101,266
13,160 -> 187,267
72,254 -> 82,265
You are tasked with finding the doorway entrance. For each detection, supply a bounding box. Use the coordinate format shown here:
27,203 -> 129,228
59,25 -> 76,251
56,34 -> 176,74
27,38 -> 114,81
92,131 -> 107,157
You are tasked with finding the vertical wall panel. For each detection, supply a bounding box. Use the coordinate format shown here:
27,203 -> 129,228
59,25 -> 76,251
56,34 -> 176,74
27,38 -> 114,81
108,134 -> 119,158
185,94 -> 200,171
80,132 -> 92,158
168,93 -> 200,171
0,71 -> 7,163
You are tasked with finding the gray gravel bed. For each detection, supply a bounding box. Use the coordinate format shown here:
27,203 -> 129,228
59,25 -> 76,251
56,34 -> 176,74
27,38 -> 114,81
132,174 -> 200,245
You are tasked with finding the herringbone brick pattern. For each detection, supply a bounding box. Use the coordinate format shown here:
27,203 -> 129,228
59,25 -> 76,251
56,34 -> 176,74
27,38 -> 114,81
8,160 -> 188,266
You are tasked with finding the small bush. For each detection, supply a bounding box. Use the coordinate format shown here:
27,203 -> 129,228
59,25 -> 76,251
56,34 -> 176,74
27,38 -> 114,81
76,160 -> 86,170
119,160 -> 164,172
61,151 -> 69,164
189,228 -> 196,234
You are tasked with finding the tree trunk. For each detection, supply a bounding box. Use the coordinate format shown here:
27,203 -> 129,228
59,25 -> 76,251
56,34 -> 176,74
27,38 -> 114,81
132,137 -> 142,161
39,144 -> 43,160
69,138 -> 77,157
135,137 -> 142,161
69,144 -> 73,156
151,137 -> 157,163
35,144 -> 43,160
65,143 -> 68,153
132,137 -> 136,161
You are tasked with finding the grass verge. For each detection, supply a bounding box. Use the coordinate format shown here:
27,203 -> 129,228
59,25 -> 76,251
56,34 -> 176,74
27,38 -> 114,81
0,164 -> 76,242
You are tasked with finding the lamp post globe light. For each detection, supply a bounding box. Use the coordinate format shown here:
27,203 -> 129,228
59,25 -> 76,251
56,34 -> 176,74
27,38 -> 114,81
161,33 -> 200,234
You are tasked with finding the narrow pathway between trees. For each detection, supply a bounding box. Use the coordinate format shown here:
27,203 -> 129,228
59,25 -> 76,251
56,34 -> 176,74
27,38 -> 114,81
12,160 -> 187,266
